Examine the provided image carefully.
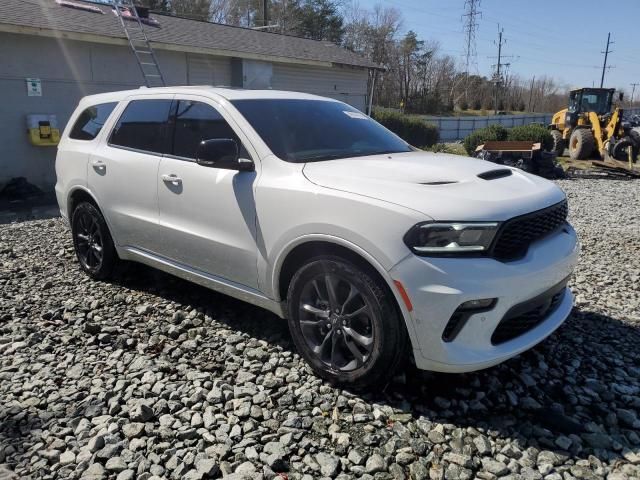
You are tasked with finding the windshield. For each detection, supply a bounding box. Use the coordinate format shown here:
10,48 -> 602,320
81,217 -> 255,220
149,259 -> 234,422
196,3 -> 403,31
568,90 -> 613,115
230,99 -> 412,162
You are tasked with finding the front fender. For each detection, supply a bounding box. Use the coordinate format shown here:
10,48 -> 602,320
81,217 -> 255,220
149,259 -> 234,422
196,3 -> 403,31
267,232 -> 422,356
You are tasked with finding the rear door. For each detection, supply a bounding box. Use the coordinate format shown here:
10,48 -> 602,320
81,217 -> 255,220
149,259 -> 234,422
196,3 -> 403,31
55,101 -> 118,219
156,96 -> 259,288
88,95 -> 173,252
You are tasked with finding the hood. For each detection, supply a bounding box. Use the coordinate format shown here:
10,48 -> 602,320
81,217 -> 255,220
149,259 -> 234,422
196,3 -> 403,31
302,151 -> 566,221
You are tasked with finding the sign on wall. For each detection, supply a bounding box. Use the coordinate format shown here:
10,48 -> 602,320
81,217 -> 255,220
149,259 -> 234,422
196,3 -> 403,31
26,78 -> 42,97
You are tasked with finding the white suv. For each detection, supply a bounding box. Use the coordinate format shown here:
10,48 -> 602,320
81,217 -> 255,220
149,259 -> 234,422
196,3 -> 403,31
56,87 -> 579,389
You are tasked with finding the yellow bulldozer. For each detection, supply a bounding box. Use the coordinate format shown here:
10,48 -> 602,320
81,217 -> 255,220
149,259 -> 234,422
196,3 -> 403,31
549,87 -> 639,161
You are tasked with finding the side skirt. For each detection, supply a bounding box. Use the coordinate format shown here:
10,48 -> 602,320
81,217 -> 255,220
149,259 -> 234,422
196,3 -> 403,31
119,246 -> 286,318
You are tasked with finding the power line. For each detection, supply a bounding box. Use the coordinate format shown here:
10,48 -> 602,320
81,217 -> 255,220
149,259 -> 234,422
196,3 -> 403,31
600,32 -> 614,88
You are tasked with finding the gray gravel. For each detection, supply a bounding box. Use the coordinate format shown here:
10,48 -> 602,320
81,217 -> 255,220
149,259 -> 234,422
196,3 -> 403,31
1,178 -> 639,480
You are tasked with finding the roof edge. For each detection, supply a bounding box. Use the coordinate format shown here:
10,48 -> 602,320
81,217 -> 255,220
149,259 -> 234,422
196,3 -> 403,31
0,23 -> 375,69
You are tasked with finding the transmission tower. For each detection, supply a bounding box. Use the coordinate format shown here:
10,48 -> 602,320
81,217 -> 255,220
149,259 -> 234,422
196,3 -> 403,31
462,0 -> 481,101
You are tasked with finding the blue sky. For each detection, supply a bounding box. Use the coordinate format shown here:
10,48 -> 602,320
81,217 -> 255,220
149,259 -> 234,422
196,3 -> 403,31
355,0 -> 639,95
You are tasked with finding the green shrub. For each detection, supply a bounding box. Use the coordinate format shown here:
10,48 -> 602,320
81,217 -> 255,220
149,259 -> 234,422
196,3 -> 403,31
507,124 -> 554,151
372,110 -> 439,147
428,143 -> 467,156
462,124 -> 508,155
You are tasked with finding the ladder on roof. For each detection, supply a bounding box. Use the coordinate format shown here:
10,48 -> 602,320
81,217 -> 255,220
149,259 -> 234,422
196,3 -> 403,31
112,0 -> 166,87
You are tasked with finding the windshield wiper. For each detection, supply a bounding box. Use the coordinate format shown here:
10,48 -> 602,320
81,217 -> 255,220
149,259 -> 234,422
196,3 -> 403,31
299,150 -> 408,163
298,153 -> 351,162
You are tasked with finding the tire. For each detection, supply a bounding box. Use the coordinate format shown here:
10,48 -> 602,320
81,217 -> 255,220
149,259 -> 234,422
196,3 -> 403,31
611,137 -> 639,162
71,202 -> 118,280
568,128 -> 595,160
550,130 -> 565,156
286,256 -> 408,390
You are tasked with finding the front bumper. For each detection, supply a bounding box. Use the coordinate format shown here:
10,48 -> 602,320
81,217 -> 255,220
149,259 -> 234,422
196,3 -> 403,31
390,224 -> 579,373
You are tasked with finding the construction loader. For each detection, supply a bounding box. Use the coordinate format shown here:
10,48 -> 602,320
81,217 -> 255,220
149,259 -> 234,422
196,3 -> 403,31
549,88 -> 639,161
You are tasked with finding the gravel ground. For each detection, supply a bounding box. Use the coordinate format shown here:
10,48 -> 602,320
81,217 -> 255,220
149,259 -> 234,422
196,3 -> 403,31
1,178 -> 639,480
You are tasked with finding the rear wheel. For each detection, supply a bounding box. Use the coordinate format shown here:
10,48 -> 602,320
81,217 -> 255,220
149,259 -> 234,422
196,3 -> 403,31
568,128 -> 595,160
286,256 -> 407,390
550,130 -> 565,156
71,202 -> 118,280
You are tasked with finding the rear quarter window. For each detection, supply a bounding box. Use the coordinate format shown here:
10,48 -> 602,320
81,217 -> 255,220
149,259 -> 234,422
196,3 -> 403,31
69,102 -> 118,141
109,99 -> 172,154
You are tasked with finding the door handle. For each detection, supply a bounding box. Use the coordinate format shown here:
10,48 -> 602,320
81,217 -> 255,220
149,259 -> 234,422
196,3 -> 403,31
161,173 -> 182,185
91,160 -> 106,171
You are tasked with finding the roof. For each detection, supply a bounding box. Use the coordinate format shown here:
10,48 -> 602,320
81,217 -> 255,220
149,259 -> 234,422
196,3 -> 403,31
0,0 -> 378,69
77,86 -> 342,106
569,88 -> 615,93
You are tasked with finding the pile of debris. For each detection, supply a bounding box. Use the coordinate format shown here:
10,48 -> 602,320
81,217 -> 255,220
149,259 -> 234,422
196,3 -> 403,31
474,141 -> 565,179
0,177 -> 44,203
567,160 -> 640,179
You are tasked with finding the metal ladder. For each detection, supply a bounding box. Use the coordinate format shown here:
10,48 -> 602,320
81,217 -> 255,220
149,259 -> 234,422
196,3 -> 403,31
112,0 -> 166,87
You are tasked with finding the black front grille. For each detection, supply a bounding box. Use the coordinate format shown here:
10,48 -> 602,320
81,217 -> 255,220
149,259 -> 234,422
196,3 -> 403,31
491,279 -> 568,345
491,200 -> 568,261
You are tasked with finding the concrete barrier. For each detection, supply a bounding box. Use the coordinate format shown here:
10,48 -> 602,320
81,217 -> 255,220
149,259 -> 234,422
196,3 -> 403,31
422,113 -> 553,142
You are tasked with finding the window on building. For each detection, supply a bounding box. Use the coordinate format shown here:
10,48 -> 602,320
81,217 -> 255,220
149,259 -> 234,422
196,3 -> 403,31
171,100 -> 249,159
109,99 -> 172,154
69,102 -> 117,141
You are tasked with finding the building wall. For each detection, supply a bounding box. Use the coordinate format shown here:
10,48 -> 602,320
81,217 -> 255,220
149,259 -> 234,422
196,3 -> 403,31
0,32 -> 187,191
0,32 -> 369,191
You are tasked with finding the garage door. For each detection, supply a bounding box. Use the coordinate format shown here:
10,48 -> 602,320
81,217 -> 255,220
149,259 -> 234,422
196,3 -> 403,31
271,63 -> 368,112
187,54 -> 232,86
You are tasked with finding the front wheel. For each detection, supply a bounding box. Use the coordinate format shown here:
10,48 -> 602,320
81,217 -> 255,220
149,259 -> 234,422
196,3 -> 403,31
286,256 -> 408,390
611,137 -> 639,162
71,202 -> 118,280
568,128 -> 595,160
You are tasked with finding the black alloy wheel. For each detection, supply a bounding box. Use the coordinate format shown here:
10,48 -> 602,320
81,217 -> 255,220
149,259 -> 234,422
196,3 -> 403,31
298,272 -> 374,371
287,256 -> 408,390
71,202 -> 118,279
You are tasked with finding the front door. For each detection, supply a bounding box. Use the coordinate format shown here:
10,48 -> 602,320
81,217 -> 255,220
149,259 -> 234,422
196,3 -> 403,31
156,97 -> 259,288
88,96 -> 173,252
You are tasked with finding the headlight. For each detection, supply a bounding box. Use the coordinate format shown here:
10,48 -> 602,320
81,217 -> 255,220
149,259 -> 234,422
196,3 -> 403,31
404,222 -> 499,255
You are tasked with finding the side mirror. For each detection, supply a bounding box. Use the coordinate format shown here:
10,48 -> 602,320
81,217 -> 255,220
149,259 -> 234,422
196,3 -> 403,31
196,138 -> 254,171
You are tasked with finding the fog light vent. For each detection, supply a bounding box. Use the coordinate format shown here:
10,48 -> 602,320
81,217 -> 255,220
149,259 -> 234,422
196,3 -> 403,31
459,298 -> 495,310
442,298 -> 496,342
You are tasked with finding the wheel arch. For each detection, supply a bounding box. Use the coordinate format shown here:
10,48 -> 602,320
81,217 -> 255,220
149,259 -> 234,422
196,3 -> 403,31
67,186 -> 100,220
66,187 -> 119,245
272,236 -> 420,352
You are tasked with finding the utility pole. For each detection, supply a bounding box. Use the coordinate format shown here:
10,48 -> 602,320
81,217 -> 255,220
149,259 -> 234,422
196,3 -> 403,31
263,0 -> 268,27
490,25 -> 511,114
630,82 -> 638,107
600,32 -> 613,88
462,0 -> 481,102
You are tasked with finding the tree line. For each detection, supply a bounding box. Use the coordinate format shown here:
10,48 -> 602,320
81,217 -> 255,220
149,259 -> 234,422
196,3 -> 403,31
140,0 -> 585,115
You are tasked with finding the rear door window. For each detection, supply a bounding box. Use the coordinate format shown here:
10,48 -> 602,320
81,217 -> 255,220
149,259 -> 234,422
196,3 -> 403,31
69,102 -> 117,140
171,100 -> 250,159
109,99 -> 172,154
